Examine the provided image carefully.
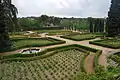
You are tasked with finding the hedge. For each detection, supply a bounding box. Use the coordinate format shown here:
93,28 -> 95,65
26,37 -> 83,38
93,50 -> 102,72
89,39 -> 120,49
0,37 -> 66,53
0,44 -> 100,62
80,53 -> 89,73
109,55 -> 120,64
60,33 -> 104,41
61,36 -> 96,41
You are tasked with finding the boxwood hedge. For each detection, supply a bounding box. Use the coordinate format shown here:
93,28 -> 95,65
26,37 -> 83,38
0,44 -> 101,63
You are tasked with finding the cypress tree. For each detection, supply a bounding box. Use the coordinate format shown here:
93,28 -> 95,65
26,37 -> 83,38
107,0 -> 120,36
88,17 -> 93,32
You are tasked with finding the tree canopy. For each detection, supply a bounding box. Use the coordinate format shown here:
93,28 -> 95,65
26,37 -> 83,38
0,0 -> 18,52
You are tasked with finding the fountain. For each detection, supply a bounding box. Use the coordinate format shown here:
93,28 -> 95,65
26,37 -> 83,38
21,48 -> 41,54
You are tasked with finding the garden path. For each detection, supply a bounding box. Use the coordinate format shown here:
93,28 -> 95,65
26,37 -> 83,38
84,54 -> 94,74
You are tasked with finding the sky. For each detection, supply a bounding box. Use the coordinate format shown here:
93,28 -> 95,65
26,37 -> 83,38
12,0 -> 111,18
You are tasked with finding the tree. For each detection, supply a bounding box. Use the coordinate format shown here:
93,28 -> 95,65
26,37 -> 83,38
88,17 -> 94,32
0,0 -> 18,52
107,0 -> 120,36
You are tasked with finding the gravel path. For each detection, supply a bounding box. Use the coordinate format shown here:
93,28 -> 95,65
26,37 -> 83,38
84,54 -> 94,74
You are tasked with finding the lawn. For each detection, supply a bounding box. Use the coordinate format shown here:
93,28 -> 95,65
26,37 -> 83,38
61,33 -> 104,41
0,49 -> 85,80
10,35 -> 28,40
33,30 -> 79,35
3,38 -> 65,52
90,39 -> 120,49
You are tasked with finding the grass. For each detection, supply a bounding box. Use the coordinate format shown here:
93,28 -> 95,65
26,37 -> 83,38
33,30 -> 79,35
61,33 -> 104,41
2,38 -> 65,52
90,39 -> 120,49
10,35 -> 27,39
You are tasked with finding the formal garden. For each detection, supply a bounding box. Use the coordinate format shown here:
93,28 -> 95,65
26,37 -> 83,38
0,44 -> 101,80
1,0 -> 120,80
0,37 -> 65,53
61,33 -> 104,41
90,39 -> 120,49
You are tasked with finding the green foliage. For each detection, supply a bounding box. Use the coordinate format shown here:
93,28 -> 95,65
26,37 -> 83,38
0,38 -> 65,53
0,0 -> 18,52
94,50 -> 102,72
80,53 -> 89,72
109,54 -> 120,64
0,49 -> 84,80
0,44 -> 99,62
88,18 -> 105,33
18,18 -> 42,30
61,33 -> 104,41
108,66 -> 120,74
107,0 -> 120,36
90,39 -> 120,49
73,71 -> 116,80
60,19 -> 89,31
33,30 -> 78,36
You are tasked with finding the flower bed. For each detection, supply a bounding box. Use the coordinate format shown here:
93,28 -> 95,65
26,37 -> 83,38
0,44 -> 102,80
0,49 -> 86,80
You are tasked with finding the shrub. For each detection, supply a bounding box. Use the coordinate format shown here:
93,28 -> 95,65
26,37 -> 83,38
90,39 -> 120,49
61,33 -> 104,41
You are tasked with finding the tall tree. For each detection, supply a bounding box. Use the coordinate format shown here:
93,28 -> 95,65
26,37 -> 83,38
0,0 -> 18,52
107,0 -> 120,36
88,17 -> 93,32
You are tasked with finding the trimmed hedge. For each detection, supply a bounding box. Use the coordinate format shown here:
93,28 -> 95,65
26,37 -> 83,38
80,53 -> 89,73
109,55 -> 120,64
94,50 -> 102,72
61,36 -> 96,41
0,37 -> 66,53
0,44 -> 100,62
61,33 -> 104,41
89,39 -> 120,49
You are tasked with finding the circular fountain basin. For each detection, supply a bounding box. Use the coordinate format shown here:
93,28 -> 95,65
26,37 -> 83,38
21,48 -> 41,54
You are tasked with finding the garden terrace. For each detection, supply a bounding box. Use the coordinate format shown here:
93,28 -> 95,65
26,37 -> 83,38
89,39 -> 120,49
61,33 -> 104,41
1,38 -> 65,53
0,44 -> 101,80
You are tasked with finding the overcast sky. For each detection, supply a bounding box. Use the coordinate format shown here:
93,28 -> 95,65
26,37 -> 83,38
12,0 -> 111,18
